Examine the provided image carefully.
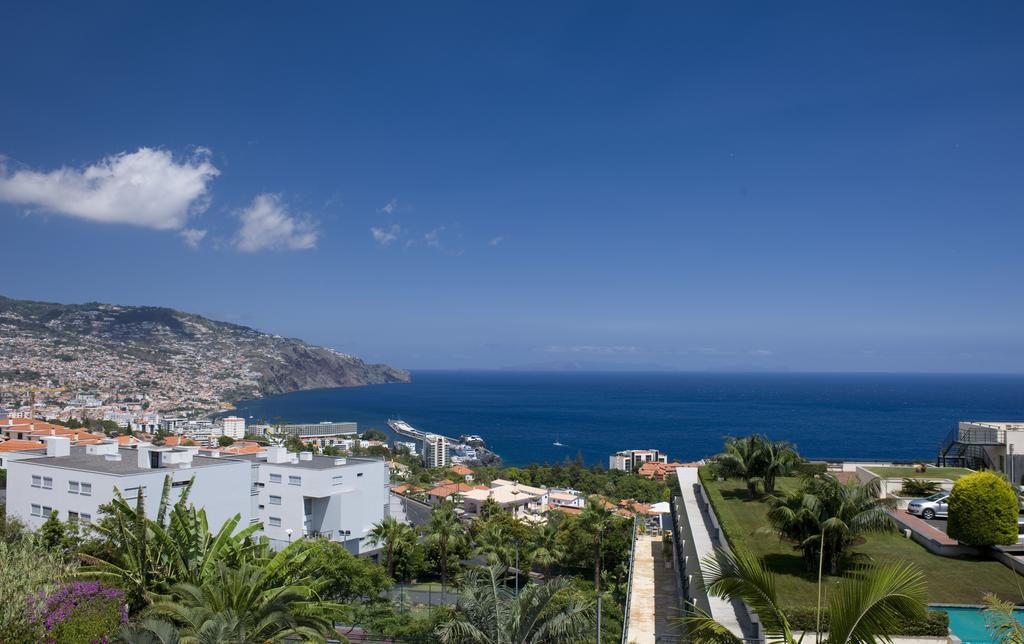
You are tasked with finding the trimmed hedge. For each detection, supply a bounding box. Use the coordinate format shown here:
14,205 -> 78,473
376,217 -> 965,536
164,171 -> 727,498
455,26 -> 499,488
947,471 -> 1018,546
786,607 -> 949,636
793,461 -> 828,477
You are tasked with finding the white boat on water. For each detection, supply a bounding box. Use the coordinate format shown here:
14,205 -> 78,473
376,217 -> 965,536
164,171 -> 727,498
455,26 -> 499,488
553,434 -> 565,447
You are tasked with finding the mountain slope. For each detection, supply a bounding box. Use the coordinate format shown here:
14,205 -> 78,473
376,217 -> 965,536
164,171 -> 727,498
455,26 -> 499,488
0,295 -> 409,409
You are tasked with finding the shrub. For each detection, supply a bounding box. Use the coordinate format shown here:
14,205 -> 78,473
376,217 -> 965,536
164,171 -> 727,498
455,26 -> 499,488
900,478 -> 942,497
947,471 -> 1018,546
31,581 -> 128,643
786,607 -> 949,636
792,461 -> 827,478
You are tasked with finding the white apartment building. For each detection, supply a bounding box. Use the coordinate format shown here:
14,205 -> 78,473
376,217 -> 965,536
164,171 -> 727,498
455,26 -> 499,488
941,421 -> 1024,484
6,438 -> 390,554
222,416 -> 246,440
609,448 -> 668,473
422,433 -> 450,468
7,437 -> 249,531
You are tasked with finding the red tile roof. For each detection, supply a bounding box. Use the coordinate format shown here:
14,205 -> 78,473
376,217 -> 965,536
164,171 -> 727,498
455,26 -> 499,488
0,439 -> 46,452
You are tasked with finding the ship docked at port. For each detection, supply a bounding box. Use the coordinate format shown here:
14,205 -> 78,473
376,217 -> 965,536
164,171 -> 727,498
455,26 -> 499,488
387,419 -> 502,467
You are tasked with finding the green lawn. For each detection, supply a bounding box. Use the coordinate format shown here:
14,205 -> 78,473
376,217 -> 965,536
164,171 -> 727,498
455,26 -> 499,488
864,466 -> 974,481
701,473 -> 1023,607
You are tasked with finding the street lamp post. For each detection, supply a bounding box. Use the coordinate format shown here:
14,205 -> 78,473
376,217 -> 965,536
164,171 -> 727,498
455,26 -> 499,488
513,538 -> 521,596
286,528 -> 293,543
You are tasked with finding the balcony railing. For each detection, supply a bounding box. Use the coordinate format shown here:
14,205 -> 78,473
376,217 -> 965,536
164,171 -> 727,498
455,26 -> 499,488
958,426 -> 1006,445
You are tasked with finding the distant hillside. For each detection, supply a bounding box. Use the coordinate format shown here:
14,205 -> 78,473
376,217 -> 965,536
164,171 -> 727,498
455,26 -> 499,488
0,295 -> 409,408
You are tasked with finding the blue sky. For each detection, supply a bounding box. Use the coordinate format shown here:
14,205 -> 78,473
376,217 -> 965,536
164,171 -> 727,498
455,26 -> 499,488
2,2 -> 1022,372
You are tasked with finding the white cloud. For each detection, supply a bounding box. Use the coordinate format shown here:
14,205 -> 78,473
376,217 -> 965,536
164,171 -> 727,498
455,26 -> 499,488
371,224 -> 401,246
749,349 -> 773,357
235,193 -> 317,252
179,228 -> 207,250
378,198 -> 398,215
0,147 -> 219,231
488,236 -> 505,246
545,345 -> 639,354
424,226 -> 445,247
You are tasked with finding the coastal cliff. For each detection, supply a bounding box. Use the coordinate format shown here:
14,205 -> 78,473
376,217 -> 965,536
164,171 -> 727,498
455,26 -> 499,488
0,295 -> 410,407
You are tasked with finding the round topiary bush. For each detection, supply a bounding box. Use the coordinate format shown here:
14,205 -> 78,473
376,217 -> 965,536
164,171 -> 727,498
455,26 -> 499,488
947,471 -> 1018,546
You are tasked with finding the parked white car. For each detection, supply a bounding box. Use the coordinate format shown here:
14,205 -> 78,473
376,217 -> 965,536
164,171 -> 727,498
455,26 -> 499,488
906,492 -> 949,520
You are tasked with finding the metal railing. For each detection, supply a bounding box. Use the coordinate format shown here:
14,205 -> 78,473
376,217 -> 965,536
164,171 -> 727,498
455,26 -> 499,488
620,515 -> 641,644
958,426 -> 1006,445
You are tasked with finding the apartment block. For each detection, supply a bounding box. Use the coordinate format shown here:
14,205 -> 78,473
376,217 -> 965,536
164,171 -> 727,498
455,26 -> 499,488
6,437 -> 390,554
609,448 -> 668,473
422,433 -> 450,468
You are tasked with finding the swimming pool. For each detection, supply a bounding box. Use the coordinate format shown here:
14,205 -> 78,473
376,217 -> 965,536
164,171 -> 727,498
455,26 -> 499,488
934,606 -> 1024,643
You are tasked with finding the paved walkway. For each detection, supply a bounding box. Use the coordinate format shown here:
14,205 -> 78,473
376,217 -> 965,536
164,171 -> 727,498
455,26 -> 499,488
892,509 -> 958,545
625,534 -> 682,643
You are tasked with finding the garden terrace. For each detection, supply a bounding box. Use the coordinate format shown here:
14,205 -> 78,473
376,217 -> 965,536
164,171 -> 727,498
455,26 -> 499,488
863,466 -> 974,481
698,471 -> 1024,607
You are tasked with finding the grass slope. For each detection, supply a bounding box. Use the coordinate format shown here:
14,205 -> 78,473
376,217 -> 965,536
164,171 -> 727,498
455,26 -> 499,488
700,473 -> 1024,606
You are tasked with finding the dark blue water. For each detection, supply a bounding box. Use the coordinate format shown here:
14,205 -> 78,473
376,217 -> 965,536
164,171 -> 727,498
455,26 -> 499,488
232,371 -> 1024,466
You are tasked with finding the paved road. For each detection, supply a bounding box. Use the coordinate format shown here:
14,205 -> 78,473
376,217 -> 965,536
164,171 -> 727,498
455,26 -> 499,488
402,497 -> 432,528
625,534 -> 683,643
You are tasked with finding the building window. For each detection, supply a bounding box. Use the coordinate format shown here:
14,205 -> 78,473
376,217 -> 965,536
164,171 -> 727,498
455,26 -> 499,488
269,495 -> 282,506
288,475 -> 301,486
69,481 -> 80,494
31,504 -> 42,517
81,483 -> 92,496
269,473 -> 282,483
32,475 -> 42,488
80,513 -> 92,523
269,516 -> 281,527
69,511 -> 79,522
42,477 -> 53,490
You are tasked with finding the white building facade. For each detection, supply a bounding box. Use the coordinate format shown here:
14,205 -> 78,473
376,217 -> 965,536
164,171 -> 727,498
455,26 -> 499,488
6,438 -> 390,554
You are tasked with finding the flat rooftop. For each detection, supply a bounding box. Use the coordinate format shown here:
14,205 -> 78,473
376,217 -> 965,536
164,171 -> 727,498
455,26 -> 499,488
229,453 -> 383,470
12,446 -> 242,476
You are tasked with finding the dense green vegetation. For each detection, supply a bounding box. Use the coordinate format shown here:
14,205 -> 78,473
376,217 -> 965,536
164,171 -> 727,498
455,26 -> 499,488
948,470 -> 1019,546
684,547 -> 936,643
701,472 -> 1024,606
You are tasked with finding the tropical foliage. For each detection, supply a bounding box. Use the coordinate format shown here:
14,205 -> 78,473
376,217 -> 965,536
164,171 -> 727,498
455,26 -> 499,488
947,470 -> 1019,546
712,434 -> 799,497
898,478 -> 942,497
434,564 -> 595,643
133,557 -> 346,642
684,547 -> 929,643
983,592 -> 1024,643
763,476 -> 896,574
427,500 -> 468,593
367,515 -> 418,579
79,476 -> 262,610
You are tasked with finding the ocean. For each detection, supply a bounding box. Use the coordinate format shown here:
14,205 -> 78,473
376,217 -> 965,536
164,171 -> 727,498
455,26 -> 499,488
231,371 -> 1024,467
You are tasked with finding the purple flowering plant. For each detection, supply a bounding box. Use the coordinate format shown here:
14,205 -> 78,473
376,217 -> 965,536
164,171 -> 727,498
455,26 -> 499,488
31,581 -> 128,644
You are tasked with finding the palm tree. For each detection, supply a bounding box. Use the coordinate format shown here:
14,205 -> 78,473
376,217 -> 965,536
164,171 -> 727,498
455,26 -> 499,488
530,518 -> 566,579
117,618 -> 181,643
434,564 -> 594,643
983,593 -> 1024,643
426,500 -> 466,596
683,548 -> 928,643
143,559 -> 346,643
764,477 -> 896,574
474,522 -> 515,568
757,437 -> 798,496
367,516 -> 414,579
713,435 -> 765,498
580,498 -> 616,596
